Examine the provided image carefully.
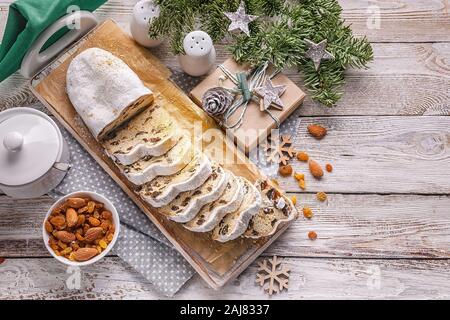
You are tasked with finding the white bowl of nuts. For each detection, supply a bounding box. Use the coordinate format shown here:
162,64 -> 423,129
43,191 -> 120,266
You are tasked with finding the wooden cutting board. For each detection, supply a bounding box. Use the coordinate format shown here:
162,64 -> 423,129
29,19 -> 294,289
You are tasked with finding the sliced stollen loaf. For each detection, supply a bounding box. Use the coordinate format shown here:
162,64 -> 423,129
244,180 -> 297,239
185,171 -> 244,233
120,134 -> 193,185
139,153 -> 212,207
67,48 -> 153,140
103,105 -> 180,165
159,163 -> 228,223
212,177 -> 262,242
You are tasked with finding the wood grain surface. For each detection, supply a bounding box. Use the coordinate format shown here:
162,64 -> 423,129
0,0 -> 449,299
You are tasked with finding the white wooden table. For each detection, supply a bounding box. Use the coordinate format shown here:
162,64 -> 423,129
0,0 -> 449,299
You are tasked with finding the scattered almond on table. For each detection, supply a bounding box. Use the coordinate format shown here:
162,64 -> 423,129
307,124 -> 327,139
309,160 -> 324,179
45,197 -> 115,262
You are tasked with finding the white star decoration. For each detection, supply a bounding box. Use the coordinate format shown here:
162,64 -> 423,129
255,79 -> 286,111
224,1 -> 258,37
304,39 -> 335,71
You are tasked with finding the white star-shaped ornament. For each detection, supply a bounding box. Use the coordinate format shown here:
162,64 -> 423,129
304,39 -> 335,71
224,1 -> 258,37
255,80 -> 287,111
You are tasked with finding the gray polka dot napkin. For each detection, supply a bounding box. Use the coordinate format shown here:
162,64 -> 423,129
53,128 -> 195,297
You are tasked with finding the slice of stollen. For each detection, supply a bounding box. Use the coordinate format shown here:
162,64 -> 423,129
212,177 -> 261,242
185,171 -> 245,233
120,134 -> 193,185
244,180 -> 297,239
67,48 -> 153,140
139,153 -> 212,208
159,163 -> 228,223
103,105 -> 180,165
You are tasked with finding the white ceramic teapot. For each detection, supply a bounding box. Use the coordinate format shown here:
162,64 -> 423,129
0,108 -> 70,199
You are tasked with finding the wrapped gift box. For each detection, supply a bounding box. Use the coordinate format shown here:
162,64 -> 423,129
190,59 -> 306,153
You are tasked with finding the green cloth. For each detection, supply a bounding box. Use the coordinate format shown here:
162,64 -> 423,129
0,0 -> 107,82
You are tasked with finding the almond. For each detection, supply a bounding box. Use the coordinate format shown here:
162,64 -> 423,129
50,215 -> 66,228
66,208 -> 78,228
54,231 -> 76,243
309,160 -> 324,179
84,227 -> 103,242
66,197 -> 86,209
73,248 -> 98,262
307,124 -> 327,139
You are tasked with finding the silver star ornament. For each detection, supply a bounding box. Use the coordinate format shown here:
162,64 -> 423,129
224,1 -> 258,37
255,79 -> 287,111
304,39 -> 335,71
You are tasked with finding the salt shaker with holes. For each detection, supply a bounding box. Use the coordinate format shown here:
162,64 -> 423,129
178,31 -> 216,77
130,0 -> 162,48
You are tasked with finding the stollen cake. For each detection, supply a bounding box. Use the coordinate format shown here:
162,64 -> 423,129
159,163 -> 228,223
244,180 -> 297,239
185,171 -> 245,233
67,47 -> 153,140
212,177 -> 261,242
103,105 -> 180,165
120,133 -> 193,185
139,153 -> 212,207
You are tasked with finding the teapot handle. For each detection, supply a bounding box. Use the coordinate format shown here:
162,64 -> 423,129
20,11 -> 98,79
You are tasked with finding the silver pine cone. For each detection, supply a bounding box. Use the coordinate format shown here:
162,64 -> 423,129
202,87 -> 234,117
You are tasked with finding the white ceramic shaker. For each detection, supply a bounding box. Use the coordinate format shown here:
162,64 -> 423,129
130,0 -> 162,48
178,31 -> 216,77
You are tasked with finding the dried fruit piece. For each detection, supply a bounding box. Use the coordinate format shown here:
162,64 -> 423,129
99,240 -> 108,249
60,247 -> 72,256
88,217 -> 101,227
303,207 -> 313,219
296,151 -> 309,162
309,160 -> 324,179
76,233 -> 85,241
45,220 -> 53,233
294,172 -> 304,181
317,192 -> 327,202
307,124 -> 327,139
66,208 -> 78,228
278,165 -> 293,177
291,195 -> 297,205
308,231 -> 317,240
84,227 -> 103,242
50,215 -> 65,228
102,210 -> 113,220
87,201 -> 96,213
76,214 -> 85,227
299,179 -> 306,190
66,198 -> 86,209
73,248 -> 98,261
54,231 -> 76,243
326,163 -> 333,172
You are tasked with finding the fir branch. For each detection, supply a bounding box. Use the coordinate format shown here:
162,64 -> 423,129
149,0 -> 373,106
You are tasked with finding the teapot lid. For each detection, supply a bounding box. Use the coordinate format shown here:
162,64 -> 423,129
0,108 -> 62,186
